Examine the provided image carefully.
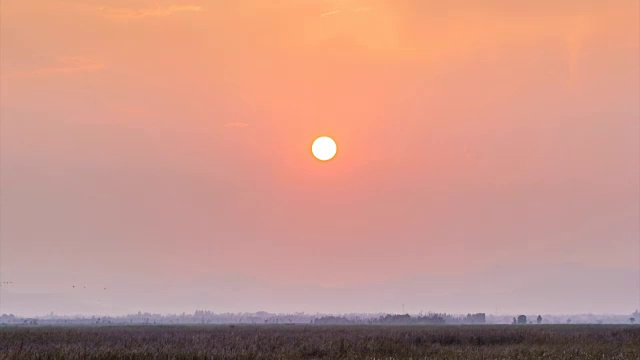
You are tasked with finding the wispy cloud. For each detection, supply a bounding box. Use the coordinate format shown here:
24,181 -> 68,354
320,10 -> 341,17
320,7 -> 373,17
564,16 -> 593,89
225,122 -> 249,128
99,5 -> 203,19
14,57 -> 105,78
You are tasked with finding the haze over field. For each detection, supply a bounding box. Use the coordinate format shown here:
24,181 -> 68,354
1,0 -> 639,316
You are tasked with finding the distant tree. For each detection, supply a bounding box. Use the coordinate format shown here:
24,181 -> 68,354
537,315 -> 542,324
517,315 -> 527,325
630,318 -> 636,324
465,313 -> 486,324
512,317 -> 517,325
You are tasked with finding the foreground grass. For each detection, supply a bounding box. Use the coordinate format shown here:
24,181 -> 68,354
1,324 -> 639,359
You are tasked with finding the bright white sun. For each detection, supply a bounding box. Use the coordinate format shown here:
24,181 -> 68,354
312,136 -> 337,161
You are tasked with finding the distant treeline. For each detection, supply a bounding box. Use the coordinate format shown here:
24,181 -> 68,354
1,311 -> 637,326
1,312 -> 484,326
314,313 -> 486,325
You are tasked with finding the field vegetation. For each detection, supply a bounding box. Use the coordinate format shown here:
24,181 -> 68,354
1,324 -> 639,359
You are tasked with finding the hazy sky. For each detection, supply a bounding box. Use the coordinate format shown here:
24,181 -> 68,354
1,0 -> 639,316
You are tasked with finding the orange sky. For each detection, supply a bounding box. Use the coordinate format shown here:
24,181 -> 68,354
1,0 -> 639,315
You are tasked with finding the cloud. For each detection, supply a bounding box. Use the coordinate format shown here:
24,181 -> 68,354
564,16 -> 594,88
225,122 -> 249,128
320,10 -> 341,17
15,57 -> 105,77
99,5 -> 203,19
320,7 -> 373,17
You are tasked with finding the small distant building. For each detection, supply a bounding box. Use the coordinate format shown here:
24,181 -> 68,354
517,315 -> 527,325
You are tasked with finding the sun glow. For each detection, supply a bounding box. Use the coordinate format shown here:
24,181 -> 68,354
312,136 -> 337,161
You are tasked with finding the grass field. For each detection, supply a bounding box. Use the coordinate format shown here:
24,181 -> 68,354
1,324 -> 639,359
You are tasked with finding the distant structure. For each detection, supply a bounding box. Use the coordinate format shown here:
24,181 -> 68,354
512,317 -> 517,325
537,315 -> 542,324
517,315 -> 527,325
631,318 -> 636,324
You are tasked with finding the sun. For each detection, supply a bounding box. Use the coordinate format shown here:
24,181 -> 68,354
312,136 -> 337,161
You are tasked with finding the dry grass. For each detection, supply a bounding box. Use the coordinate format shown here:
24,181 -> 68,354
1,324 -> 639,359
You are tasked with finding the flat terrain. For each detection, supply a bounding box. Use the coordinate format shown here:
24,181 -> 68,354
1,324 -> 639,359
